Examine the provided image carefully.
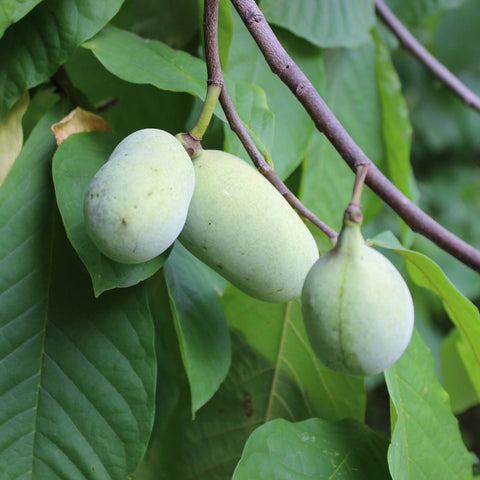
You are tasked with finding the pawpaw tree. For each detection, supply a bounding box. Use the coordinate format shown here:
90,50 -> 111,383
1,1 -> 480,479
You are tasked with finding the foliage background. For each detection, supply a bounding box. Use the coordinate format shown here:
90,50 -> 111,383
0,0 -> 479,479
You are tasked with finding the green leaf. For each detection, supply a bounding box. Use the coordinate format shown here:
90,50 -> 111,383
441,329 -> 479,414
227,13 -> 323,179
371,231 -> 480,400
384,0 -> 465,28
83,24 -> 206,99
385,330 -> 472,479
233,417 -> 390,479
372,30 -> 414,200
65,48 -> 194,140
223,286 -> 366,422
300,40 -> 384,232
164,244 -> 231,416
260,0 -> 376,48
0,91 -> 29,185
82,25 -> 273,163
0,0 -> 124,119
122,0 -> 200,49
0,106 -> 156,479
52,131 -> 169,297
0,0 -> 43,38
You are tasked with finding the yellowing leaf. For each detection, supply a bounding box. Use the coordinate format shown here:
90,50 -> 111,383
51,107 -> 109,145
0,91 -> 29,185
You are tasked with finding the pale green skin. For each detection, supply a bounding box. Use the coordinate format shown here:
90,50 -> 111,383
179,150 -> 319,302
84,128 -> 194,264
301,221 -> 414,376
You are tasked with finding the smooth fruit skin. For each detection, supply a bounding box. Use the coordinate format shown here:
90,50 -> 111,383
179,150 -> 319,302
84,128 -> 194,264
301,221 -> 414,376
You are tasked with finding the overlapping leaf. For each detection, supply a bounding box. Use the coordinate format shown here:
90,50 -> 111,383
0,0 -> 124,119
260,0 -> 376,48
164,244 -> 231,416
222,287 -> 366,422
233,418 -> 390,479
0,107 -> 156,479
0,0 -> 43,38
372,231 -> 480,398
385,330 -> 472,479
52,130 -> 169,297
300,39 -> 384,231
82,25 -> 274,160
227,11 -> 322,179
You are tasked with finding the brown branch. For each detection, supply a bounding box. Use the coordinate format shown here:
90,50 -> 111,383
229,0 -> 480,274
203,0 -> 337,241
375,0 -> 480,113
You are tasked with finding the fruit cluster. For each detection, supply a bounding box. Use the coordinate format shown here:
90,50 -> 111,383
84,128 -> 414,376
84,128 -> 319,302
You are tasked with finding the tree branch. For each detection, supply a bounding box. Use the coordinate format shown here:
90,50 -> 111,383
203,0 -> 337,241
229,0 -> 480,274
375,0 -> 480,113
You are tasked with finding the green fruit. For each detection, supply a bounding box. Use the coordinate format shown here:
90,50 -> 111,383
84,128 -> 194,264
179,149 -> 319,302
301,216 -> 414,376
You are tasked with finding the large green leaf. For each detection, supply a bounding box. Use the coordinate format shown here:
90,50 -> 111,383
82,24 -> 273,159
300,39 -> 384,232
0,0 -> 124,120
385,330 -> 472,479
222,286 -> 366,422
164,244 -> 231,416
0,0 -> 43,38
233,418 -> 390,479
0,107 -> 156,479
227,11 -> 322,179
372,231 -> 480,399
260,0 -> 376,48
52,130 -> 169,297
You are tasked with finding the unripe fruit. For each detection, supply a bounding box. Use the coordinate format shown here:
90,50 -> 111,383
84,128 -> 195,264
301,214 -> 414,376
179,149 -> 319,302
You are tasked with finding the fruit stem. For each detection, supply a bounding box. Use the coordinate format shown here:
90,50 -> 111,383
190,84 -> 222,140
345,164 -> 369,225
